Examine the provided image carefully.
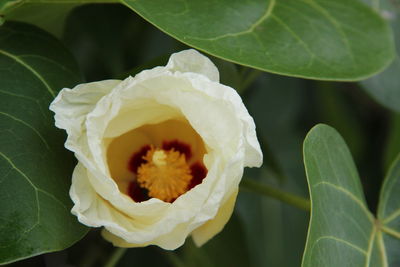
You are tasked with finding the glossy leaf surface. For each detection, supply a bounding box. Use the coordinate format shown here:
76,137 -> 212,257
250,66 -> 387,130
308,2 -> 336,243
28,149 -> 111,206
360,1 -> 400,112
0,22 -> 88,264
121,0 -> 394,80
302,124 -> 400,267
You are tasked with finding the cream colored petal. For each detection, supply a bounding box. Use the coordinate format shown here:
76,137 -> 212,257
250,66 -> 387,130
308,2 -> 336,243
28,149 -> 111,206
166,49 -> 219,82
69,162 -> 154,232
102,229 -> 151,248
72,162 -> 196,249
180,72 -> 263,168
105,129 -> 151,194
71,163 -> 175,244
50,80 -> 121,136
76,153 -> 225,245
191,189 -> 238,246
71,158 -> 196,245
102,222 -> 191,250
50,80 -> 122,177
70,162 -> 115,228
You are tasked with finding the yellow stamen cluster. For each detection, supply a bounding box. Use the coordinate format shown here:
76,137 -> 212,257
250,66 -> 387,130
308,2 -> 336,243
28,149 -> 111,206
137,147 -> 192,202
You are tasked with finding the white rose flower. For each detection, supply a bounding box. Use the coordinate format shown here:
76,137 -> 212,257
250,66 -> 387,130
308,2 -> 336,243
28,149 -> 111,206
50,49 -> 263,249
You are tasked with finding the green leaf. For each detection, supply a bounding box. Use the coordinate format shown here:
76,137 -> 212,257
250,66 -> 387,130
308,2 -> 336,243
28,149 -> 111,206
3,0 -> 395,80
384,114 -> 400,171
377,154 -> 400,265
360,0 -> 400,112
0,21 -> 88,264
121,0 -> 395,80
4,3 -> 80,37
302,124 -> 400,267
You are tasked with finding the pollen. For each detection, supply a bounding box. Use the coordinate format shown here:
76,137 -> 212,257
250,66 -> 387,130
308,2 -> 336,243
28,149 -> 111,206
137,147 -> 192,202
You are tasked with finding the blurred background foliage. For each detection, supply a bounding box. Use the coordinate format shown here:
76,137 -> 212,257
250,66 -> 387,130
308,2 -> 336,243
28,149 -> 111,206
4,3 -> 400,267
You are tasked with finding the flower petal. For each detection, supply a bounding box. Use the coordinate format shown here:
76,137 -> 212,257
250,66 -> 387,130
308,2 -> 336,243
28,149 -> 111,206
166,49 -> 219,82
101,229 -> 149,248
50,80 -> 121,136
102,223 -> 191,250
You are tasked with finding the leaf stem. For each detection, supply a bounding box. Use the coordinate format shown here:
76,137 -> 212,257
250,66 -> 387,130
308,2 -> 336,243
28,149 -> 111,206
260,136 -> 288,183
238,68 -> 262,94
240,179 -> 311,211
104,247 -> 128,267
164,251 -> 186,267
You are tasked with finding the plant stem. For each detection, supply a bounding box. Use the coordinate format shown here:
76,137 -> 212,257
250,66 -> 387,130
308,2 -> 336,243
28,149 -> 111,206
260,136 -> 287,183
164,252 -> 186,267
240,179 -> 311,211
104,247 -> 128,267
238,68 -> 262,94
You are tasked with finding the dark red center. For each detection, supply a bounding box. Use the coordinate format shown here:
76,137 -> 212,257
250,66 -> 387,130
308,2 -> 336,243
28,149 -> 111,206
162,140 -> 192,160
127,140 -> 207,202
188,162 -> 208,190
128,145 -> 151,173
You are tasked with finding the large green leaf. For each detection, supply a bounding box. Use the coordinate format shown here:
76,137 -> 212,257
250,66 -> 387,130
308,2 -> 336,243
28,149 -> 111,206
377,154 -> 400,266
302,124 -> 400,267
4,3 -> 80,37
1,0 -> 395,80
0,22 -> 88,264
360,0 -> 400,112
384,114 -> 400,171
121,0 -> 395,80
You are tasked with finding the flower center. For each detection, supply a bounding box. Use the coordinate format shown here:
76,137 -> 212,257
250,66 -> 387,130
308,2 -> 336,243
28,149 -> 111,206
136,147 -> 192,202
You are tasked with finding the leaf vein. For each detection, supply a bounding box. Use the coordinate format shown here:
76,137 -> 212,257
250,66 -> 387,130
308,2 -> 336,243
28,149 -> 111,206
0,89 -> 37,102
383,208 -> 400,224
314,181 -> 374,222
381,226 -> 400,239
0,112 -> 50,150
187,0 -> 275,41
314,235 -> 367,255
364,225 -> 377,267
18,54 -> 80,81
301,0 -> 356,65
0,50 -> 55,98
377,231 -> 388,267
270,14 -> 315,67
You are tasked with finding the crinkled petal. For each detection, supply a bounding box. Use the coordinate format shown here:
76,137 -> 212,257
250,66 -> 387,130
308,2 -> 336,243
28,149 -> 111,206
180,72 -> 263,168
50,80 -> 122,176
50,80 -> 121,136
72,163 -> 197,249
102,222 -> 191,250
165,49 -> 219,82
101,230 -> 149,248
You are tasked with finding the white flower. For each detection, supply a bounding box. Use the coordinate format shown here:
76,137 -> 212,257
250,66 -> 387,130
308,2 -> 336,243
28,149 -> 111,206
50,49 -> 263,249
